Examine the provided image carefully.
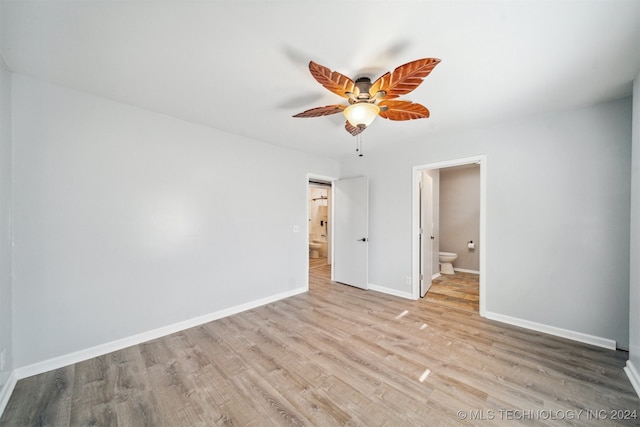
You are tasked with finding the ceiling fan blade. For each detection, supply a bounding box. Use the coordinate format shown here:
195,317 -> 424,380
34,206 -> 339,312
308,61 -> 356,98
293,105 -> 346,118
369,71 -> 390,98
378,100 -> 430,121
345,121 -> 366,136
372,58 -> 440,99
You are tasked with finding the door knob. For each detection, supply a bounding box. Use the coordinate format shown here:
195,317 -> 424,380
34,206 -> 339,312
357,238 -> 368,242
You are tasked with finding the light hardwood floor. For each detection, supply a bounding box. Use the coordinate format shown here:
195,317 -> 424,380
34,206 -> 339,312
425,272 -> 479,313
2,263 -> 639,426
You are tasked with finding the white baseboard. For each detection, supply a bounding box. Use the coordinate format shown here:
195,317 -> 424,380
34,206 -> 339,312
431,273 -> 441,280
453,268 -> 480,274
0,371 -> 17,417
14,287 -> 307,381
624,361 -> 640,399
485,311 -> 616,350
368,283 -> 414,300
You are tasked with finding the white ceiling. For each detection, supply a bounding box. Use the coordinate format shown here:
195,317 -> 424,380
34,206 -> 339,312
2,1 -> 639,161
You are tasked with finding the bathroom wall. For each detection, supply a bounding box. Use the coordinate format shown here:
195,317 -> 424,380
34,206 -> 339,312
439,165 -> 480,272
309,187 -> 329,242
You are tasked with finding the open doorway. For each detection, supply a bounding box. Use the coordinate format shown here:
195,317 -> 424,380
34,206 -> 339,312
307,176 -> 333,285
412,156 -> 487,316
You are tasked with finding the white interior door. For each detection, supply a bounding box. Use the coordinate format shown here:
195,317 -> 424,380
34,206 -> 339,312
420,172 -> 433,297
333,176 -> 368,289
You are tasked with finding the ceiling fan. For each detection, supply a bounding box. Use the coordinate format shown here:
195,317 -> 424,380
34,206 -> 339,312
293,58 -> 441,136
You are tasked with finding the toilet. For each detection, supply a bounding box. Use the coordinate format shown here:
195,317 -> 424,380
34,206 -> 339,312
309,242 -> 321,258
313,239 -> 328,257
439,252 -> 458,275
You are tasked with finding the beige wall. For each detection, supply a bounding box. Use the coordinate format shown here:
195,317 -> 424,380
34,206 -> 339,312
309,187 -> 329,240
439,165 -> 480,272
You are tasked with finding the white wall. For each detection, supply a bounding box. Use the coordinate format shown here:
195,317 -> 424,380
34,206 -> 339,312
11,74 -> 339,368
6,70 -> 636,379
0,55 -> 13,388
628,73 -> 640,394
341,98 -> 632,348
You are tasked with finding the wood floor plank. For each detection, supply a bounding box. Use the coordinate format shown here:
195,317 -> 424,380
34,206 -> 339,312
1,262 -> 639,426
7,366 -> 75,426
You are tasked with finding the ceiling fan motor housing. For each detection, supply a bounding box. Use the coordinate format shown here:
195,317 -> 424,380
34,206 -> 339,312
345,77 -> 372,104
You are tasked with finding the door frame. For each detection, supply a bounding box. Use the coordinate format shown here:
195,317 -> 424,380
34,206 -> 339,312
307,173 -> 337,289
411,155 -> 487,316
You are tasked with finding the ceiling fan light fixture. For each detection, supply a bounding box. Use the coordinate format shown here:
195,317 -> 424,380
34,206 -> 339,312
343,102 -> 380,128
